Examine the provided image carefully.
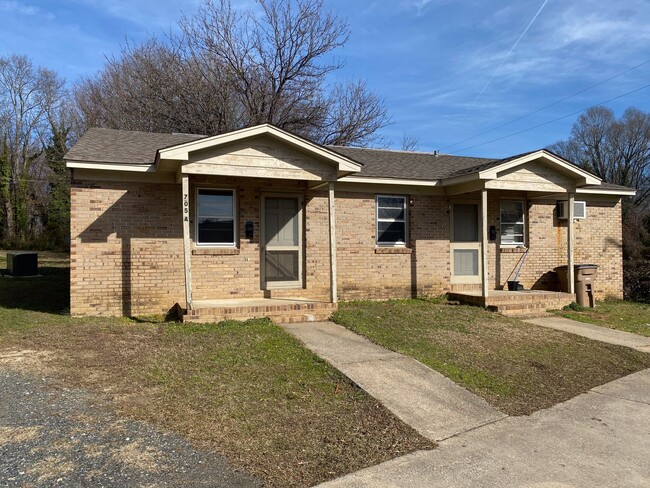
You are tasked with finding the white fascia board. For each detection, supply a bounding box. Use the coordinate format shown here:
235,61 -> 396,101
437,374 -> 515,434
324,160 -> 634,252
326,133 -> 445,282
479,150 -> 602,185
576,187 -> 636,196
66,159 -> 154,173
338,176 -> 440,186
157,124 -> 362,173
439,172 -> 481,186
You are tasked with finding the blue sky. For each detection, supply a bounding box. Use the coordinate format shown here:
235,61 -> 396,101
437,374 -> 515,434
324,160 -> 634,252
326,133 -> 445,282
2,0 -> 649,157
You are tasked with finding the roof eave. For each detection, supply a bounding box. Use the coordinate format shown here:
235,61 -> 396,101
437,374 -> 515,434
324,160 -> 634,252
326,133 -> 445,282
66,159 -> 155,173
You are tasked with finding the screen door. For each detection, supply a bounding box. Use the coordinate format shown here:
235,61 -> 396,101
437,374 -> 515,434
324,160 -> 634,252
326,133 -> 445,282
262,195 -> 302,288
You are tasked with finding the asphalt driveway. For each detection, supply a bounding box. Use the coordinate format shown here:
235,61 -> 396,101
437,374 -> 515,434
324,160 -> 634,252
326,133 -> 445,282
0,365 -> 259,487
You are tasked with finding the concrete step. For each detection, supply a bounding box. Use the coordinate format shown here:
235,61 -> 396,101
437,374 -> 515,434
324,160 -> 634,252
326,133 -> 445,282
183,301 -> 336,324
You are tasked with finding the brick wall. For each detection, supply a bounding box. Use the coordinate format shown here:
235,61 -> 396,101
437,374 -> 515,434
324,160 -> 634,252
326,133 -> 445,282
71,178 -> 624,317
70,180 -> 185,316
335,192 -> 450,300
485,192 -> 623,299
335,190 -> 623,301
188,175 -> 330,302
71,175 -> 332,317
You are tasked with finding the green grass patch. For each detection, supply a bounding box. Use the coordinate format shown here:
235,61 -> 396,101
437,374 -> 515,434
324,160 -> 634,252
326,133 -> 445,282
0,251 -> 432,487
333,298 -> 650,415
554,299 -> 650,337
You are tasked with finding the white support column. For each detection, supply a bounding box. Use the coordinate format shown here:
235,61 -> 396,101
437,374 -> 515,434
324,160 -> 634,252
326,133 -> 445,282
328,182 -> 338,304
481,189 -> 489,299
182,175 -> 193,309
567,192 -> 575,295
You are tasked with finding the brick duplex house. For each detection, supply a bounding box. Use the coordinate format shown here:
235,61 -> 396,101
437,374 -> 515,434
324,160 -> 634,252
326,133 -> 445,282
65,124 -> 634,322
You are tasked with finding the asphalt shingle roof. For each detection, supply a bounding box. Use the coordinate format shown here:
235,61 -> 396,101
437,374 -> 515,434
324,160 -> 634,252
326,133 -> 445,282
65,128 -> 206,165
65,128 -> 633,192
326,146 -> 496,180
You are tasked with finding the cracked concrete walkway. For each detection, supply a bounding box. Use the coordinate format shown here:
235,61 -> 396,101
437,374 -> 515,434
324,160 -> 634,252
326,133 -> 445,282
282,321 -> 506,442
525,316 -> 650,353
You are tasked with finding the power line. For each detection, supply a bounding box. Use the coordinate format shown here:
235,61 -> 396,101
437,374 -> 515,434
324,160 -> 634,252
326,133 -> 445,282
449,81 -> 650,154
442,58 -> 650,151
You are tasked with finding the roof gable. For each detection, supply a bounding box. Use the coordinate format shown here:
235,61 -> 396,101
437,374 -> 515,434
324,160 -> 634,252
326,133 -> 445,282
157,124 -> 361,175
442,150 -> 601,186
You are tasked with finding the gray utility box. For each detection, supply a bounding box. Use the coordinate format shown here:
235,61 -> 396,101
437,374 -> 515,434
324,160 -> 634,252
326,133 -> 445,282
555,264 -> 598,307
6,252 -> 38,277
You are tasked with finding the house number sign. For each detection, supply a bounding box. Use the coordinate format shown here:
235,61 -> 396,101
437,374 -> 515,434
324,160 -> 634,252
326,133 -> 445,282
183,193 -> 189,221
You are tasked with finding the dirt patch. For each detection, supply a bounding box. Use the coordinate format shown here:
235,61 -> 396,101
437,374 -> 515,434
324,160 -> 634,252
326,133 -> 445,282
0,349 -> 54,373
27,455 -> 76,483
113,440 -> 163,473
0,425 -> 41,448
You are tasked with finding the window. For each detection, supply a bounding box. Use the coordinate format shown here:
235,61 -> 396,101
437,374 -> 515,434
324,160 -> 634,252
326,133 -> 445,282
376,195 -> 407,246
500,199 -> 525,246
196,189 -> 236,246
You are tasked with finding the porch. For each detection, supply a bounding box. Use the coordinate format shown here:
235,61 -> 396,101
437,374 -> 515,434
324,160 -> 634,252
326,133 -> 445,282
447,289 -> 575,317
183,297 -> 336,324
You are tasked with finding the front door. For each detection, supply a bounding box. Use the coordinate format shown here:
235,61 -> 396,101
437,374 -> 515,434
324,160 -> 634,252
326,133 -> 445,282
262,195 -> 302,289
450,202 -> 482,284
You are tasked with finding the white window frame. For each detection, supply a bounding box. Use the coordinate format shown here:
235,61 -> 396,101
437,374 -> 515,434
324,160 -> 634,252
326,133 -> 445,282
376,194 -> 408,247
500,199 -> 526,247
195,187 -> 237,247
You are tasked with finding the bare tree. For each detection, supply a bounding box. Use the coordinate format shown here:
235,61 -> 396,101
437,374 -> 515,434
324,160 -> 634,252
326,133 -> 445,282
74,0 -> 389,146
400,132 -> 420,152
0,55 -> 65,243
549,106 -> 650,209
549,105 -> 650,302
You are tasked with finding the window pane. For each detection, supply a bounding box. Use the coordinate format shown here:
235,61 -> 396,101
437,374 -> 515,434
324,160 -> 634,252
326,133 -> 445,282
500,200 -> 524,223
265,250 -> 299,282
501,224 -> 524,244
378,207 -> 405,220
453,204 -> 478,242
198,190 -> 233,217
378,196 -> 405,208
378,221 -> 406,244
454,249 -> 479,276
198,218 -> 234,244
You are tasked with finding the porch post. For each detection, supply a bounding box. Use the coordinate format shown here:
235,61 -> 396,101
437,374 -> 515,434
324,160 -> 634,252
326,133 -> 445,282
328,181 -> 338,304
567,192 -> 575,295
481,189 -> 489,298
181,174 -> 193,309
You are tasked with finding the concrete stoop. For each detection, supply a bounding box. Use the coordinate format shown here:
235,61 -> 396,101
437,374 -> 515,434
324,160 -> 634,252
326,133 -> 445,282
448,290 -> 575,317
183,299 -> 336,324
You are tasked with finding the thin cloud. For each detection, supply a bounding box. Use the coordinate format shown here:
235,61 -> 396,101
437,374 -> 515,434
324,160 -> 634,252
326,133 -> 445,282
474,0 -> 550,102
0,1 -> 54,19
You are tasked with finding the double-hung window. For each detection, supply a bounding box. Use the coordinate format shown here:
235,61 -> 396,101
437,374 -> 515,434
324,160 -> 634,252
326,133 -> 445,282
500,199 -> 525,246
196,189 -> 236,246
376,195 -> 407,246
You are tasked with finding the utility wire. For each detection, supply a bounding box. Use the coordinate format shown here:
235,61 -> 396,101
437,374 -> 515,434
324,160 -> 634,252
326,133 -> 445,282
449,81 -> 650,154
442,58 -> 650,151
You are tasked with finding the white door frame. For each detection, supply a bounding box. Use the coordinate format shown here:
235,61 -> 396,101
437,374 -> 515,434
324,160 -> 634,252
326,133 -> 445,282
260,193 -> 303,290
450,200 -> 483,284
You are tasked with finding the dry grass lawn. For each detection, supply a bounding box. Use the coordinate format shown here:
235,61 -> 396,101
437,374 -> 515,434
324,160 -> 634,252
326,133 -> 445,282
554,299 -> 650,337
332,298 -> 650,415
0,252 -> 433,487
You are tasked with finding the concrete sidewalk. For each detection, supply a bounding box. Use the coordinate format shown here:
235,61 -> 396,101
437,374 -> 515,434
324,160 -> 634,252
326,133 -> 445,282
318,368 -> 650,487
525,316 -> 650,352
282,321 -> 506,442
